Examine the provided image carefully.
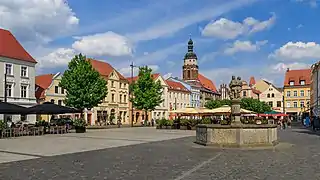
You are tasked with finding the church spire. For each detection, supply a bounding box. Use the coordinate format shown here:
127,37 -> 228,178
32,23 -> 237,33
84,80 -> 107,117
188,34 -> 193,52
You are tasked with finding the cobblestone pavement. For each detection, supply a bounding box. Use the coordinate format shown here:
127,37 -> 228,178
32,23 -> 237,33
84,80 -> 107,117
1,126 -> 320,180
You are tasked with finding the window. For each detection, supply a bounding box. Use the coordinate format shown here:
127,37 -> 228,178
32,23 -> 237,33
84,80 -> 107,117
58,100 -> 62,106
307,101 -> 310,107
120,83 -> 122,88
269,88 -> 273,91
124,95 -> 127,103
112,94 -> 115,102
300,101 -> 304,108
21,114 -> 27,121
50,99 -> 55,104
120,94 -> 122,103
267,94 -> 270,98
61,87 -> 65,94
21,85 -> 27,98
300,90 -> 304,97
243,91 -> 247,97
286,91 -> 291,97
308,90 -> 310,96
293,102 -> 297,108
55,86 -> 59,93
21,66 -> 27,77
286,102 -> 290,108
300,80 -> 305,85
289,81 -> 294,86
6,84 -> 12,97
5,64 -> 12,75
277,101 -> 281,107
293,91 -> 297,97
268,101 -> 273,107
111,81 -> 115,87
271,93 -> 275,98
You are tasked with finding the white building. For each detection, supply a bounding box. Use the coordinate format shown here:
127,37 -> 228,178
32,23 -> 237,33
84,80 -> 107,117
166,79 -> 191,111
0,29 -> 37,123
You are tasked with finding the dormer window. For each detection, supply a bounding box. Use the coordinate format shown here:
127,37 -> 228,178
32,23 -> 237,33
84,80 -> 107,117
300,80 -> 305,85
289,81 -> 294,86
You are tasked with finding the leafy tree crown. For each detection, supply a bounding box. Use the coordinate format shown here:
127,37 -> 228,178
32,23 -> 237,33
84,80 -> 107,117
59,54 -> 107,110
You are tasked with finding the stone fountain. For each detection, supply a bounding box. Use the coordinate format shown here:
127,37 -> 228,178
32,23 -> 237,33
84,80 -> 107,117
195,76 -> 278,148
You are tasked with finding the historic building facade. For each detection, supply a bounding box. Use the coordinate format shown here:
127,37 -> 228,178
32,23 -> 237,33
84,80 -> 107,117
166,79 -> 191,110
87,59 -> 129,125
167,77 -> 200,108
0,29 -> 37,123
283,68 -> 311,117
182,38 -> 220,107
311,62 -> 320,116
219,83 -> 230,100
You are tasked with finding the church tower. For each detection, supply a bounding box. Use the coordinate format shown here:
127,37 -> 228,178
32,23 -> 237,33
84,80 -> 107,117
182,37 -> 198,81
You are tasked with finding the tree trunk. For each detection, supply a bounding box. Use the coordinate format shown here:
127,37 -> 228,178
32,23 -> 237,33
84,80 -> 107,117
145,110 -> 148,126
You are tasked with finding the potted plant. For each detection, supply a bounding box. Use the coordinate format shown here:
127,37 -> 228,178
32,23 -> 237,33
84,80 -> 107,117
0,120 -> 5,138
74,118 -> 86,133
180,119 -> 188,130
201,118 -> 211,124
165,119 -> 173,129
157,118 -> 167,129
254,117 -> 263,125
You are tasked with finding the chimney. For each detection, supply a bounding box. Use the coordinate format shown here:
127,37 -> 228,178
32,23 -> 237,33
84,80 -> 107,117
286,68 -> 290,72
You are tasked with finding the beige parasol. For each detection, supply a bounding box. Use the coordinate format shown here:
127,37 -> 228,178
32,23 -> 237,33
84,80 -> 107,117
207,105 -> 254,114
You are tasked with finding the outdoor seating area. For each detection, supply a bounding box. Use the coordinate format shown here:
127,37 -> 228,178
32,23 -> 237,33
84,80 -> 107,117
0,101 -> 82,139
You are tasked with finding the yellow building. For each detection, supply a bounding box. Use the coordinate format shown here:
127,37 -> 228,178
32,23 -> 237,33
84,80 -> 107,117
35,72 -> 78,121
283,68 -> 311,117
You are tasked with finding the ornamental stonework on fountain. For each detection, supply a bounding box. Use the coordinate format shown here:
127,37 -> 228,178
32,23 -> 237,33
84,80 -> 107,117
195,76 -> 278,148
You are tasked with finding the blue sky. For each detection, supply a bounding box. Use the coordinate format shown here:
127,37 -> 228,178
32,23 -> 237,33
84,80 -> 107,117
1,0 -> 320,87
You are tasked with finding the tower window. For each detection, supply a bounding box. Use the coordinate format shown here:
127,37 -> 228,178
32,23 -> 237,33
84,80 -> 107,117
187,70 -> 191,79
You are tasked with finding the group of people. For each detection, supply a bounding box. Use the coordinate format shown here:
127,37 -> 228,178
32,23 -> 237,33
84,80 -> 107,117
277,117 -> 292,129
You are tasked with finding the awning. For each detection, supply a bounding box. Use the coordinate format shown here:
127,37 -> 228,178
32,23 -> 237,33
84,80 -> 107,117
27,102 -> 81,114
0,102 -> 29,114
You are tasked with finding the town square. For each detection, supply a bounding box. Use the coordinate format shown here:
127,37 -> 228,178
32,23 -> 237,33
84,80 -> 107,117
1,0 -> 320,179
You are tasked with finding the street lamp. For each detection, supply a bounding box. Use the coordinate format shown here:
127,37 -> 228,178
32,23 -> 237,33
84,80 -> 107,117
129,62 -> 139,127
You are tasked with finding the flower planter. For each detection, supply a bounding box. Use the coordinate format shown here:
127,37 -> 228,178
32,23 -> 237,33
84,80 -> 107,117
180,126 -> 188,130
75,126 -> 86,133
165,126 -> 172,129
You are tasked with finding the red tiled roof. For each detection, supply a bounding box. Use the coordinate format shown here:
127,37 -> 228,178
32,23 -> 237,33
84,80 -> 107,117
197,74 -> 217,92
0,29 -> 36,63
249,76 -> 256,86
127,73 -> 161,84
165,80 -> 189,92
35,74 -> 54,99
252,88 -> 261,94
88,59 -> 126,80
284,69 -> 311,86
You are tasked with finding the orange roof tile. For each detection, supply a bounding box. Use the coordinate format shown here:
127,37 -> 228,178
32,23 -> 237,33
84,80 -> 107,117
127,73 -> 160,84
252,88 -> 261,94
284,69 -> 311,86
197,74 -> 217,92
166,80 -> 190,92
249,76 -> 256,86
88,59 -> 126,80
0,29 -> 36,63
35,74 -> 54,99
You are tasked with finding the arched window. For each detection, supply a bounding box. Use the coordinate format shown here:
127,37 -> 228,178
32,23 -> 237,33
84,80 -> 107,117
243,91 -> 247,97
267,94 -> 270,98
271,93 -> 275,98
187,70 -> 191,78
50,99 -> 55,104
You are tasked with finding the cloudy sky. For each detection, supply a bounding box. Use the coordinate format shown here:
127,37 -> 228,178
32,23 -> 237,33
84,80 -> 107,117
0,0 -> 319,87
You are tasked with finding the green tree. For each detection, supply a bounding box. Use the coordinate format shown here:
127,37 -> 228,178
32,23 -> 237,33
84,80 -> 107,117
130,66 -> 163,121
240,98 -> 271,113
205,99 -> 231,109
59,54 -> 107,114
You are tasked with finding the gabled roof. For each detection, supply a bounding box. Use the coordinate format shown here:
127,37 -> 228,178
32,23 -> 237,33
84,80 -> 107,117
252,88 -> 261,95
127,73 -> 161,84
197,74 -> 218,93
0,29 -> 36,63
35,74 -> 55,99
284,68 -> 311,86
166,80 -> 190,92
88,59 -> 126,81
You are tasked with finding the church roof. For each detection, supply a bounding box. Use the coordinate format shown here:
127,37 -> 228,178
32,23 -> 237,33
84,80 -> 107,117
197,74 -> 218,93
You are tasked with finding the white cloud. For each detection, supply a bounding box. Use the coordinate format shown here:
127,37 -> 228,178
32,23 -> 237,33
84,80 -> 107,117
0,0 -> 79,44
37,48 -> 76,68
202,13 -> 276,39
270,41 -> 320,60
271,62 -> 311,73
72,31 -> 133,57
128,0 -> 257,42
224,40 -> 267,55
